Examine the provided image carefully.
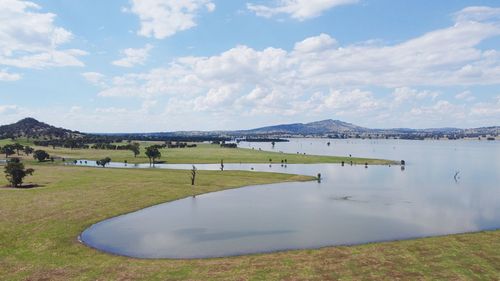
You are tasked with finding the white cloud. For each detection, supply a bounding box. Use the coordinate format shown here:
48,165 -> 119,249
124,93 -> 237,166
0,0 -> 86,70
95,107 -> 129,114
409,100 -> 467,120
0,105 -> 20,115
454,6 -> 500,23
470,95 -> 500,117
125,0 -> 215,39
141,99 -> 158,112
293,33 -> 337,53
304,89 -> 382,117
392,87 -> 439,106
247,0 -> 358,21
455,91 -> 476,102
70,106 -> 82,113
89,7 -> 500,128
82,72 -> 106,87
112,44 -> 154,67
193,84 -> 239,111
0,69 -> 21,81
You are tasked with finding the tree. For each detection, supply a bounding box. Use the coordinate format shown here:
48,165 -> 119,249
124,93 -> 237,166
4,158 -> 34,188
145,146 -> 161,166
13,143 -> 24,156
23,146 -> 34,156
130,143 -> 140,158
190,165 -> 197,185
33,150 -> 50,162
1,145 -> 15,158
97,157 -> 111,167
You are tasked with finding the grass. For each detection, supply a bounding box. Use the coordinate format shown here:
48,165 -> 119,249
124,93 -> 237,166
0,165 -> 499,280
0,139 -> 394,165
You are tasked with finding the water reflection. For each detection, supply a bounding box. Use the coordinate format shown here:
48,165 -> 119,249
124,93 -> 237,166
80,139 -> 500,258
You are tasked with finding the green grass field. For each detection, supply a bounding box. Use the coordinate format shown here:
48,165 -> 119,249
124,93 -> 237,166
1,139 -> 498,280
0,139 -> 394,165
0,165 -> 498,280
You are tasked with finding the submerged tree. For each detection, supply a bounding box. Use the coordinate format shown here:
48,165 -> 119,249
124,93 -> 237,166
97,157 -> 111,167
4,158 -> 34,188
190,165 -> 197,185
145,146 -> 161,166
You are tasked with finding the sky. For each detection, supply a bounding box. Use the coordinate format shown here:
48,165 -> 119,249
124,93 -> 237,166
0,0 -> 499,133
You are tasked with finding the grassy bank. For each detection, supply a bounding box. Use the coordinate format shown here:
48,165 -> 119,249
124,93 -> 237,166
0,165 -> 498,280
0,139 -> 394,165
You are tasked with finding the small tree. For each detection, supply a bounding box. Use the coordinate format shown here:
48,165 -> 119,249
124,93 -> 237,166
13,143 -> 24,156
23,146 -> 34,156
33,150 -> 50,162
145,146 -> 161,166
4,158 -> 34,188
1,145 -> 16,158
130,143 -> 140,158
190,165 -> 197,185
97,157 -> 111,167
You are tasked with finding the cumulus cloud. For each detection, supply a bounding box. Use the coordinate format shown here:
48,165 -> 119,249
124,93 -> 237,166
0,0 -> 86,71
112,44 -> 154,67
392,87 -> 439,106
88,6 -> 500,128
0,69 -> 21,81
247,0 -> 358,21
293,33 -> 337,53
82,72 -> 106,86
125,0 -> 215,39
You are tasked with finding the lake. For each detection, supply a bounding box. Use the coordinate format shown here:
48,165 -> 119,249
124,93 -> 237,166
79,139 -> 500,259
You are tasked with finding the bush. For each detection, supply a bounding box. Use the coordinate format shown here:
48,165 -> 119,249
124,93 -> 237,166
33,150 -> 50,162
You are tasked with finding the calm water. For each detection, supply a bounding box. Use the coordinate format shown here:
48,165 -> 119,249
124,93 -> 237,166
80,139 -> 500,259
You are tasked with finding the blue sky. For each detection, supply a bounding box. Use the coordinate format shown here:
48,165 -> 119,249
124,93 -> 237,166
0,0 -> 499,132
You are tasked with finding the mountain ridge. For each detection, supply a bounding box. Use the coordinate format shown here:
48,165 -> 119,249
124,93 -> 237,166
0,118 -> 498,139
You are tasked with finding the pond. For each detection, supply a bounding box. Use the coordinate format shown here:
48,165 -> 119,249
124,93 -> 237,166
79,139 -> 500,259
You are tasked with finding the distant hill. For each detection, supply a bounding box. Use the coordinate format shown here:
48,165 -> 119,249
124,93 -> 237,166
233,119 -> 499,138
1,118 -> 498,141
236,119 -> 369,135
115,118 -> 499,139
0,118 -> 84,139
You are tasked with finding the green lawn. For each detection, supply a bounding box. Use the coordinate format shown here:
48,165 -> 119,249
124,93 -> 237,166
0,139 -> 394,165
0,165 -> 498,280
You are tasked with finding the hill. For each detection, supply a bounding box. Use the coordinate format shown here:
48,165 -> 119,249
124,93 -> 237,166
112,119 -> 499,140
0,118 -> 84,139
234,119 -> 368,135
1,118 -> 498,141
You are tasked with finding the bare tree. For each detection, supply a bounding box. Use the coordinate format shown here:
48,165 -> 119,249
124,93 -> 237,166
190,165 -> 197,185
